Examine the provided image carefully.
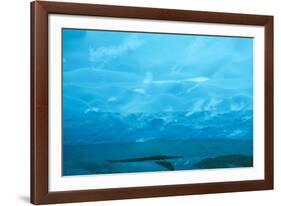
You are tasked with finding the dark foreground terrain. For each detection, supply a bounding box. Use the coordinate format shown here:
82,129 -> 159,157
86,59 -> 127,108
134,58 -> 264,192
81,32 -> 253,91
63,139 -> 253,176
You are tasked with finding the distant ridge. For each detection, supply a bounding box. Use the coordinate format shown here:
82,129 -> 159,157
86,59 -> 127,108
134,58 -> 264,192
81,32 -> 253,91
107,155 -> 182,163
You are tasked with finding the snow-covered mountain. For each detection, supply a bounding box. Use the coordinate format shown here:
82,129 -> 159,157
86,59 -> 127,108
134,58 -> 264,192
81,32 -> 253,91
63,109 -> 253,145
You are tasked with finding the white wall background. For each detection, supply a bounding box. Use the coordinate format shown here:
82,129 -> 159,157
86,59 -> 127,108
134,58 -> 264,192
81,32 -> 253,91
0,0 -> 280,205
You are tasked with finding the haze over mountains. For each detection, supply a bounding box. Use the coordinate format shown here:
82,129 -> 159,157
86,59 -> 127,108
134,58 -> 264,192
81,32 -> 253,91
62,29 -> 253,145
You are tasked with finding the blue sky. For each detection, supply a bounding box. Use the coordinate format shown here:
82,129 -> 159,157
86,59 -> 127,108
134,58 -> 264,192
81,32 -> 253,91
63,29 -> 253,114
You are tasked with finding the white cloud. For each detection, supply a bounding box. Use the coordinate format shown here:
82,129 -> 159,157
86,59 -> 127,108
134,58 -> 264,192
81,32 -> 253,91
185,99 -> 205,116
152,76 -> 209,85
133,88 -> 146,94
89,35 -> 144,62
188,77 -> 209,82
186,84 -> 200,93
143,72 -> 153,84
228,129 -> 243,137
108,97 -> 117,102
84,107 -> 99,114
185,77 -> 210,94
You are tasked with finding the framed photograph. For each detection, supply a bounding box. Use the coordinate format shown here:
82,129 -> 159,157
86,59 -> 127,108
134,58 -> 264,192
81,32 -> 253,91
31,1 -> 274,204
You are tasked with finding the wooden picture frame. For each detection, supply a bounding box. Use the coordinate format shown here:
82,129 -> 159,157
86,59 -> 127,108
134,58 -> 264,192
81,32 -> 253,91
31,1 -> 274,204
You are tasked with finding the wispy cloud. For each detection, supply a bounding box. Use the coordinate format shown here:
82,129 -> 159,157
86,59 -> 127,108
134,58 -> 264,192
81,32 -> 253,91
188,77 -> 209,82
84,107 -> 99,114
64,29 -> 253,113
133,88 -> 146,94
143,72 -> 153,84
151,76 -> 209,85
89,35 -> 144,62
185,77 -> 210,94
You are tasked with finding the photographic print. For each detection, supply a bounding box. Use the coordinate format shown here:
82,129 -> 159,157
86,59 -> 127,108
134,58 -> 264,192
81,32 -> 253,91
31,1 -> 273,204
62,29 -> 254,176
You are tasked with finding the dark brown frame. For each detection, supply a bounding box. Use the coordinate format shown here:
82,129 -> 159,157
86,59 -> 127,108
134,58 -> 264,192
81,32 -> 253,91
31,0 -> 274,205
